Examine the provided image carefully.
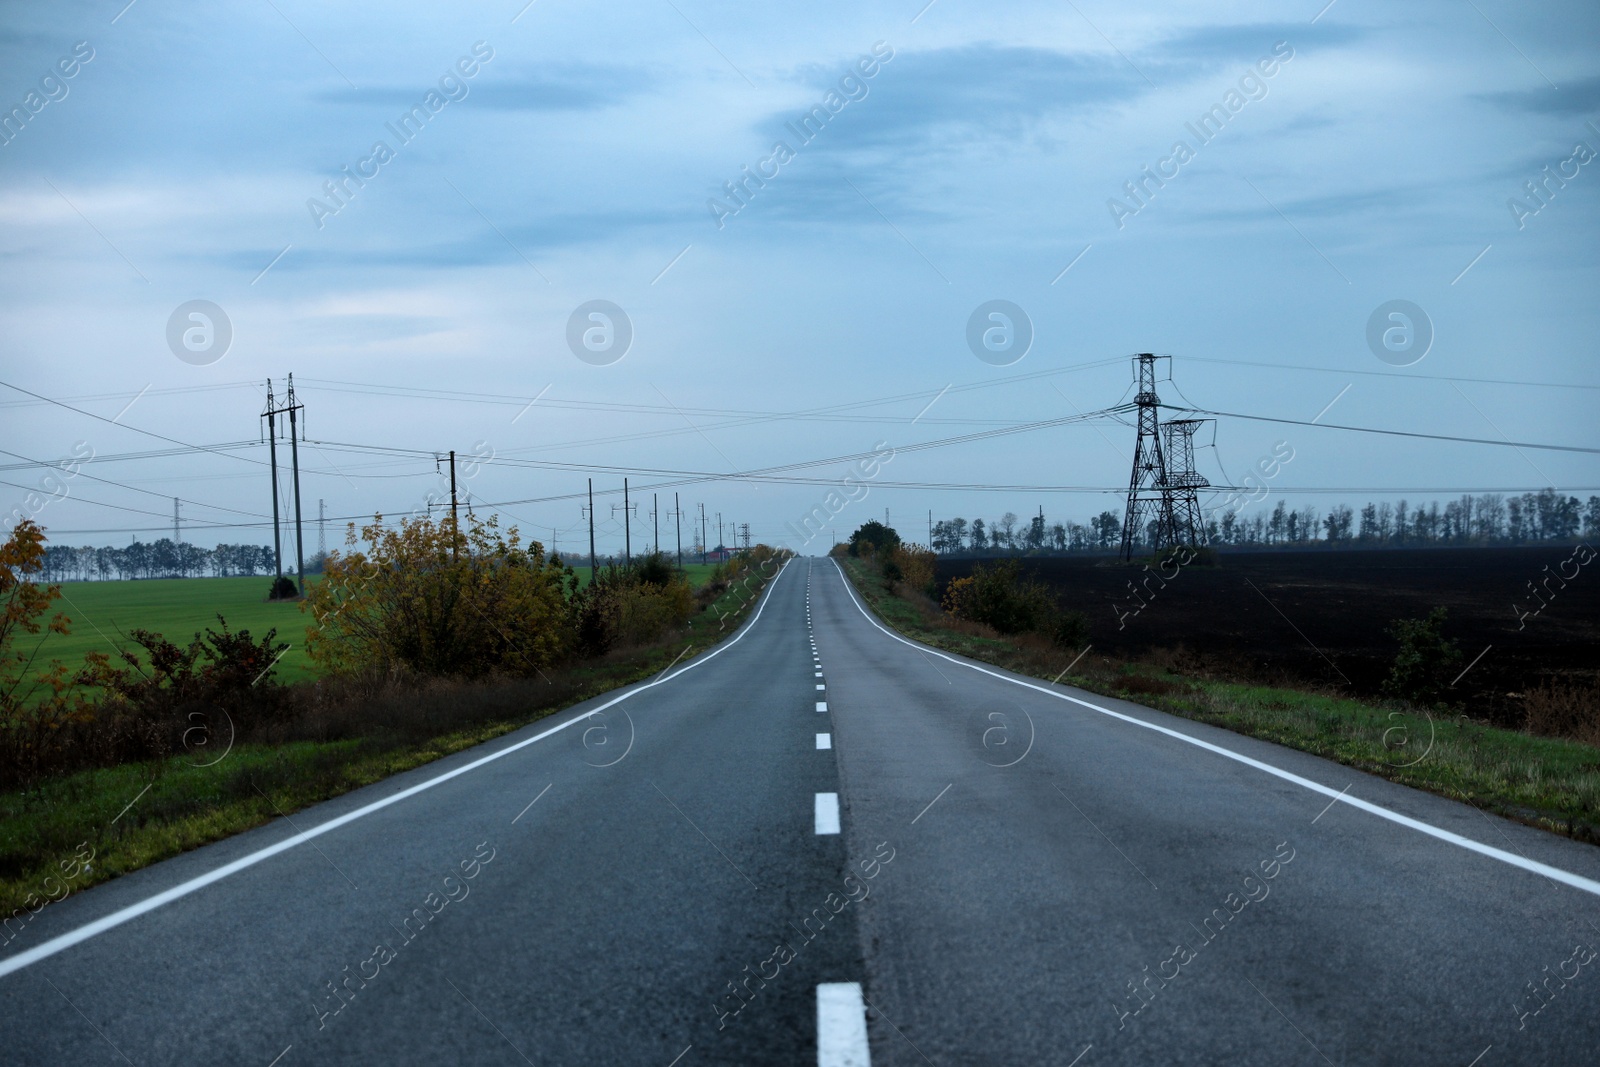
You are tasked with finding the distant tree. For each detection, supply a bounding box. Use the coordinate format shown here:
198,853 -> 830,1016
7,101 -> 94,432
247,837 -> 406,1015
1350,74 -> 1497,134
1357,503 -> 1378,541
1093,511 -> 1121,550
1476,494 -> 1505,541
995,512 -> 1019,551
970,519 -> 988,551
1295,507 -> 1318,543
1321,506 -> 1350,542
847,520 -> 901,558
1220,511 -> 1238,545
1025,514 -> 1045,551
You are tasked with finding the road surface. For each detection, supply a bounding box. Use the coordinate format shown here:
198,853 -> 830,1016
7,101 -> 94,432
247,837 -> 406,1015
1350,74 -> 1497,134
3,557 -> 1599,1065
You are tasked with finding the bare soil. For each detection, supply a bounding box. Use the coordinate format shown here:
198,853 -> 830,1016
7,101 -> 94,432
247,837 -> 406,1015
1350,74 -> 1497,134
935,546 -> 1600,727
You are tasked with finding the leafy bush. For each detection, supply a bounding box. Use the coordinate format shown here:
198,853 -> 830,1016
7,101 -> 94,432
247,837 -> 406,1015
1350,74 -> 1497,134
571,560 -> 697,657
303,514 -> 569,678
1052,609 -> 1090,650
886,543 -> 935,595
615,580 -> 695,647
634,551 -> 677,589
268,576 -> 298,600
77,617 -> 289,765
942,559 -> 1087,647
1382,607 -> 1462,705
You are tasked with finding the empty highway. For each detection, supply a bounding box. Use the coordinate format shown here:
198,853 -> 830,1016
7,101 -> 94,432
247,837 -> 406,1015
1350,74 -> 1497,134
3,557 -> 1599,1065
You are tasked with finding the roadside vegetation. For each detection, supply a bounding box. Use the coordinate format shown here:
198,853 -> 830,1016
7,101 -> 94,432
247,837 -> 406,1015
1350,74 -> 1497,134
834,526 -> 1600,844
0,517 -> 789,917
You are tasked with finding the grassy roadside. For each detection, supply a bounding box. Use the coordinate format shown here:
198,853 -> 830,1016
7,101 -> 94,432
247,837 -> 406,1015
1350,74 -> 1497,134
837,557 -> 1600,844
36,566 -> 725,686
0,562 -> 786,920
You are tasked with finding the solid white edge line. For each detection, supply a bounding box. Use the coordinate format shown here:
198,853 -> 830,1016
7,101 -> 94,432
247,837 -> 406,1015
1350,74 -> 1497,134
817,733 -> 832,750
817,981 -> 871,1067
815,792 -> 841,835
829,559 -> 1600,899
0,561 -> 800,981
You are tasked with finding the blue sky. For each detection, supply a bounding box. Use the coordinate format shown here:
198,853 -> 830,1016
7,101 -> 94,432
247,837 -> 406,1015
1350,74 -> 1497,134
1,0 -> 1596,556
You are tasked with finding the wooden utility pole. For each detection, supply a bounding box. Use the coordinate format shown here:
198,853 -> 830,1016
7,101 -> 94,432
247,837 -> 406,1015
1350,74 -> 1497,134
287,374 -> 306,593
447,449 -> 459,560
259,376 -> 307,593
263,379 -> 283,587
261,378 -> 307,594
585,478 -> 597,577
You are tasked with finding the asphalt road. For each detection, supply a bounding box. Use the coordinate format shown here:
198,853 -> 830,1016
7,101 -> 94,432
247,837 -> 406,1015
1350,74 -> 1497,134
4,556 -> 1600,1065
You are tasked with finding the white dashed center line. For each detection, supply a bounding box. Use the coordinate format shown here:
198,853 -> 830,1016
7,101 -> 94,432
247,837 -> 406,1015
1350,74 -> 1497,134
816,733 -> 831,750
814,792 -> 841,834
817,982 -> 871,1066
816,701 -> 828,713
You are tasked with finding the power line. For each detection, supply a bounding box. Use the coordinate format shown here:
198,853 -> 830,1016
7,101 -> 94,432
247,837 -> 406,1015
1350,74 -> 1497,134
0,379 -> 270,468
0,380 -> 263,411
291,358 -> 1130,457
0,447 -> 270,518
0,477 -> 195,521
302,404 -> 1134,488
0,441 -> 264,473
1177,355 -> 1600,393
1167,405 -> 1600,455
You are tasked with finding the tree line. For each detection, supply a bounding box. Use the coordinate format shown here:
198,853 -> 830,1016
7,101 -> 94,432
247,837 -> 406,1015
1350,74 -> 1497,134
36,538 -> 300,581
930,490 -> 1600,554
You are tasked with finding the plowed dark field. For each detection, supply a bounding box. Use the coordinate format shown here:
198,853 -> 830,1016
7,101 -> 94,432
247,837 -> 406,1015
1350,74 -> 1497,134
935,546 -> 1599,726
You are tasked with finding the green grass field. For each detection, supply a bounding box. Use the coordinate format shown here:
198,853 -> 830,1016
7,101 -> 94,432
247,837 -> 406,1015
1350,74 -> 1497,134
32,563 -> 725,684
37,577 -> 322,682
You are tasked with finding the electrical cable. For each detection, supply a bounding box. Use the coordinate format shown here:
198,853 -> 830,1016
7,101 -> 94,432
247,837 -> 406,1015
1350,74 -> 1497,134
1165,405 -> 1599,455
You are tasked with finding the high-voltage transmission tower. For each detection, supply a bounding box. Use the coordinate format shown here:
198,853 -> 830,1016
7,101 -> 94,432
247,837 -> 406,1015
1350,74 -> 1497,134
1119,353 -> 1209,560
1161,418 -> 1209,549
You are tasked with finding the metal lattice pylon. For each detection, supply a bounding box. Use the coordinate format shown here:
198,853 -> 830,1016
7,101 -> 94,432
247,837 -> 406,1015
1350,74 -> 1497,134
1160,418 -> 1210,549
1119,354 -> 1209,558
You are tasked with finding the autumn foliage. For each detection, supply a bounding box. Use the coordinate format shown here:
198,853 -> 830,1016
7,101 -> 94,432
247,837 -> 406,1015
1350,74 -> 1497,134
304,514 -> 571,678
0,521 -> 85,783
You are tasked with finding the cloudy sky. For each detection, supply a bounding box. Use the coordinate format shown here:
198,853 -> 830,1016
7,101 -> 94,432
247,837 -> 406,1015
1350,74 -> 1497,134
2,0 -> 1596,557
